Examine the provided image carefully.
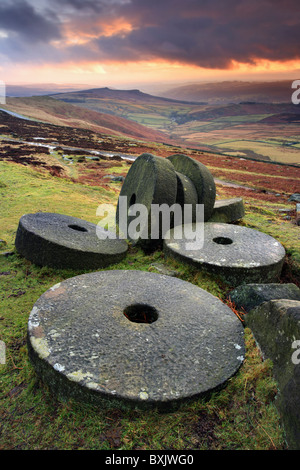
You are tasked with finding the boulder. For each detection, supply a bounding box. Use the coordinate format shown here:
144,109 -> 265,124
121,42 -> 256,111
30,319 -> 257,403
245,299 -> 300,450
228,283 -> 300,312
288,193 -> 300,203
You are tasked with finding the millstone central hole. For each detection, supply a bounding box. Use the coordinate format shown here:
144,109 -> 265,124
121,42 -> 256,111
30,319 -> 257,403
123,303 -> 158,324
213,236 -> 233,245
68,224 -> 88,232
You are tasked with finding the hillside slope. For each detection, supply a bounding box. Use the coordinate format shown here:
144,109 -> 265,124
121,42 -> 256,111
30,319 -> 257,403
1,96 -> 173,144
159,80 -> 295,104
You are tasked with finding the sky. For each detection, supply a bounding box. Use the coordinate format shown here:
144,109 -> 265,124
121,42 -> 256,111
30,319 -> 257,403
0,0 -> 300,92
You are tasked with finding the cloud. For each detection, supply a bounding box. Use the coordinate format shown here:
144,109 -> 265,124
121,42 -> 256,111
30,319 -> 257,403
0,0 -> 300,69
0,0 -> 61,43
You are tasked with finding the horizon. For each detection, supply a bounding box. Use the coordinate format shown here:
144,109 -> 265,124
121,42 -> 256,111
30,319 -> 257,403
3,77 -> 300,99
0,1 -> 299,92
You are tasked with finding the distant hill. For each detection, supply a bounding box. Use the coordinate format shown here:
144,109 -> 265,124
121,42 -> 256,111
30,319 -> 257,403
158,80 -> 296,104
2,96 -> 174,144
51,86 -> 198,105
6,83 -> 91,97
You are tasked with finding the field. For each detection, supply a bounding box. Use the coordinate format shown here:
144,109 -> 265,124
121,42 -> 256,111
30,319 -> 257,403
1,108 -> 300,450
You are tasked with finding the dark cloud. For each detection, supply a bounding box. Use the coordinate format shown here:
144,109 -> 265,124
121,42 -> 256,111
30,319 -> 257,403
1,0 -> 300,68
91,0 -> 300,67
0,0 -> 61,43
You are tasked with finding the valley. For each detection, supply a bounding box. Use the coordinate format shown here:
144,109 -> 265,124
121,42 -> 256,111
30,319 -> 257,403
2,84 -> 300,165
50,87 -> 300,165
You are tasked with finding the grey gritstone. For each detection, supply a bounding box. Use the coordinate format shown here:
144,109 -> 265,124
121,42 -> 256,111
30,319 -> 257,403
228,283 -> 300,312
209,197 -> 245,223
175,171 -> 198,223
166,154 -> 216,221
15,212 -> 128,269
27,270 -> 245,409
115,153 -> 177,249
163,222 -> 286,286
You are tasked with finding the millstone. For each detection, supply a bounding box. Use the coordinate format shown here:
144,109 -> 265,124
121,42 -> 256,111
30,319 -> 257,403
27,270 -> 245,409
166,154 -> 216,221
175,171 -> 198,223
15,212 -> 128,269
115,153 -> 177,249
209,197 -> 245,223
163,222 -> 286,286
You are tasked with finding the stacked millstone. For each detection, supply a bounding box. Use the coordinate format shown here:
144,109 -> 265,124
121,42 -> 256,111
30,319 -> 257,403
115,152 -> 285,285
115,152 -> 217,251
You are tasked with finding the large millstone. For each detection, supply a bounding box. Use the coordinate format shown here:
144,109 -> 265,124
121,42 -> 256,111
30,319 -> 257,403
163,222 -> 286,286
116,153 -> 177,250
166,154 -> 216,221
15,212 -> 128,270
27,270 -> 245,409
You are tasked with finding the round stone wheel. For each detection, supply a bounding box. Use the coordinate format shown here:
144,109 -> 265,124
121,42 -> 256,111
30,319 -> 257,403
163,222 -> 286,286
209,197 -> 245,223
175,171 -> 198,223
27,270 -> 245,409
166,154 -> 216,221
116,153 -> 177,249
15,212 -> 128,270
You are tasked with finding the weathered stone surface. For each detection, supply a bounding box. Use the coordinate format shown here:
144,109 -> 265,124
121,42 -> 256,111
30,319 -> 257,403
27,270 -> 245,409
288,193 -> 300,203
228,283 -> 300,312
245,299 -> 300,449
163,222 -> 286,287
209,197 -> 245,223
115,153 -> 177,250
15,212 -> 128,270
166,154 -> 216,221
175,171 -> 198,223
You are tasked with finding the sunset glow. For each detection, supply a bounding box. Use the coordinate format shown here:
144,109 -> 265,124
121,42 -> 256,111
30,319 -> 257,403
0,0 -> 299,91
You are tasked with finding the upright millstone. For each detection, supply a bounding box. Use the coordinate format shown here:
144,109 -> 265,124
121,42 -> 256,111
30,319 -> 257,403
167,154 -> 216,221
116,153 -> 177,250
27,270 -> 245,409
174,171 -> 198,224
15,212 -> 128,270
